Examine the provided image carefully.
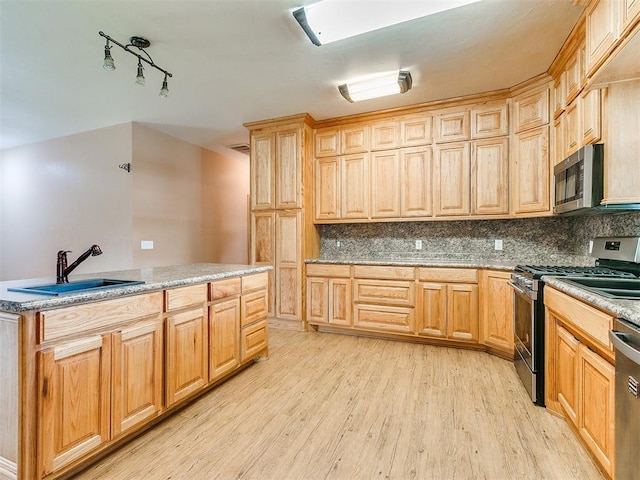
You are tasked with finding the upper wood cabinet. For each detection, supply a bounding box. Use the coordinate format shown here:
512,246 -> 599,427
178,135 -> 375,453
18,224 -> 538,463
553,114 -> 565,166
581,88 -> 602,145
341,126 -> 369,154
512,126 -> 550,214
552,73 -> 566,119
471,101 -> 509,138
585,0 -> 622,76
341,153 -> 369,219
400,146 -> 433,217
565,47 -> 582,104
472,137 -> 509,215
314,157 -> 340,221
371,150 -> 400,218
564,99 -> 581,156
400,115 -> 433,146
434,142 -> 471,216
371,121 -> 400,151
435,109 -> 470,143
514,87 -> 549,133
250,128 -> 303,210
315,128 -> 339,157
624,0 -> 640,31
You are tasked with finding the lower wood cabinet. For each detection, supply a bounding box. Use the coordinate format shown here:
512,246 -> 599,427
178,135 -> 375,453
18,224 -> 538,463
209,297 -> 240,382
544,286 -> 615,478
480,270 -> 514,358
166,306 -> 208,406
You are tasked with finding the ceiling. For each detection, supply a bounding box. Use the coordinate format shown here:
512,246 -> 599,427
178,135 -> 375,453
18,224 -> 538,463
0,0 -> 584,159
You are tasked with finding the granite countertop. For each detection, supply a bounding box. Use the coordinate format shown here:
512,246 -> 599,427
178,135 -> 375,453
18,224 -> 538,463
305,258 -> 517,271
0,263 -> 271,313
544,277 -> 640,328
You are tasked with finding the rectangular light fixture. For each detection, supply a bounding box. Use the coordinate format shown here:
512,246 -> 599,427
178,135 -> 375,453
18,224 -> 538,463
293,0 -> 482,46
339,71 -> 412,103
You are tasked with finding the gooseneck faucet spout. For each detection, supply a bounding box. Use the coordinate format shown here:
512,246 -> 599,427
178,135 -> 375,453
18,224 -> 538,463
56,244 -> 103,283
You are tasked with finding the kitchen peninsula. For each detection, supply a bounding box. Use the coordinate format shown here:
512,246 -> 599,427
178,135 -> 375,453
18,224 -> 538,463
0,264 -> 270,480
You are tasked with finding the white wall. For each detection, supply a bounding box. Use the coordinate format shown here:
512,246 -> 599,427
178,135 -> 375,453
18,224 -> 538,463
0,124 -> 133,281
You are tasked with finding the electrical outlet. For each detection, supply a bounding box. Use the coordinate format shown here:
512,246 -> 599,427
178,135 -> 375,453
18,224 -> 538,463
141,240 -> 154,250
415,240 -> 423,250
589,240 -> 594,253
494,239 -> 503,251
336,240 -> 341,248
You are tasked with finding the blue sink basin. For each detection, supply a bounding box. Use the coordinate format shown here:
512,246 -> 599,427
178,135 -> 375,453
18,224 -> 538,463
8,279 -> 145,296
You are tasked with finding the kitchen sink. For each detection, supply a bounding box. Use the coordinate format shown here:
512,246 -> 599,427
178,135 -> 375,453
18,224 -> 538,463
8,278 -> 145,296
563,277 -> 640,300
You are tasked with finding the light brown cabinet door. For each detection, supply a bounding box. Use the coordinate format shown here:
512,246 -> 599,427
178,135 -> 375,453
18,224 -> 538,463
315,128 -> 339,157
371,121 -> 399,150
434,142 -> 471,216
250,211 -> 275,317
166,307 -> 208,407
341,153 -> 369,219
400,115 -> 432,146
39,335 -> 111,476
112,319 -> 164,438
417,283 -> 447,338
446,284 -> 479,342
341,126 -> 369,154
581,89 -> 602,145
306,277 -> 328,324
564,99 -> 580,156
565,48 -> 581,104
553,114 -> 565,166
275,211 -> 301,320
315,157 -> 340,221
209,297 -> 240,382
471,101 -> 508,138
371,150 -> 400,218
578,344 -> 615,478
275,129 -> 302,209
435,110 -> 470,143
329,278 -> 352,326
552,73 -> 566,119
624,0 -> 640,30
585,0 -> 621,75
514,88 -> 549,133
401,147 -> 432,217
250,133 -> 274,210
513,126 -> 550,214
472,138 -> 509,215
481,270 -> 514,355
556,325 -> 579,426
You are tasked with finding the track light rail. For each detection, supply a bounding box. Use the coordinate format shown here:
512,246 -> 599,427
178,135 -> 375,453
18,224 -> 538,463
99,31 -> 173,78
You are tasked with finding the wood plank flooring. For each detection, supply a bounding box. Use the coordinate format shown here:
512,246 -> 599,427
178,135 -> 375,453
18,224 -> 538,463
74,329 -> 604,480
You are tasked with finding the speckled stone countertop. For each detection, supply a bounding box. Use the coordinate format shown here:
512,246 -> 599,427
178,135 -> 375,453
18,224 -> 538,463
544,277 -> 640,328
306,258 -> 517,271
0,263 -> 271,313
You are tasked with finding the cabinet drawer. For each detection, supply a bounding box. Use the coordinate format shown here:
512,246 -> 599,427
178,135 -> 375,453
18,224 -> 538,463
306,263 -> 351,278
241,319 -> 268,361
165,284 -> 207,311
242,271 -> 269,293
210,277 -> 241,301
545,287 -> 614,352
418,268 -> 478,283
354,279 -> 415,307
242,290 -> 268,327
39,292 -> 163,342
353,265 -> 415,280
354,305 -> 415,334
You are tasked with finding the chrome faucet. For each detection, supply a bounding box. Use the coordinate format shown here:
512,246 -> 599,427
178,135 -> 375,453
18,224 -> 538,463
56,244 -> 103,283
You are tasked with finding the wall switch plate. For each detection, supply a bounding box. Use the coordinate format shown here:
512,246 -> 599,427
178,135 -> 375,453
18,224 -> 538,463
415,240 -> 423,250
589,240 -> 594,253
336,240 -> 341,248
141,240 -> 154,250
494,239 -> 503,251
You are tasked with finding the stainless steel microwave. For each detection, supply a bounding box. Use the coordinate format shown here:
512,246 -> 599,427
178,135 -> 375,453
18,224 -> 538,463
553,144 -> 604,215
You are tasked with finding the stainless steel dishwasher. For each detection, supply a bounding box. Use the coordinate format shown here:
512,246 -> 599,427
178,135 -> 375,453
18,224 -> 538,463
609,318 -> 640,480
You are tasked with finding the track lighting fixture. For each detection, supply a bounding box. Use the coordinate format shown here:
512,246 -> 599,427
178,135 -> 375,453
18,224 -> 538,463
99,31 -> 173,97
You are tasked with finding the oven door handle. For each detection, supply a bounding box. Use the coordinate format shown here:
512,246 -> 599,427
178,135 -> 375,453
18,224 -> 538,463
508,282 -> 536,300
609,330 -> 640,365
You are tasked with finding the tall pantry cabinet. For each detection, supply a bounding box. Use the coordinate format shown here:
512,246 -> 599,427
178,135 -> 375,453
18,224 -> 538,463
245,114 -> 319,330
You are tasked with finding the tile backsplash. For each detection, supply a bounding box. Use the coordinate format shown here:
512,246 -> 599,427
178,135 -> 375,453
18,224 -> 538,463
319,212 -> 640,265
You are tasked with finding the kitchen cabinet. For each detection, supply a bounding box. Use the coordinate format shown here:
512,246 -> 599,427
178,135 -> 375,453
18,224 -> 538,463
240,272 -> 269,362
208,297 -> 240,382
479,270 -> 514,358
624,0 -> 640,31
471,100 -> 509,138
512,126 -> 550,214
565,46 -> 582,104
434,109 -> 470,143
553,114 -> 565,166
341,153 -> 369,219
564,99 -> 581,156
544,286 -> 615,478
371,150 -> 400,218
39,334 -> 112,476
434,142 -> 471,216
247,115 -> 318,329
250,133 -> 274,210
400,146 -> 433,217
417,268 -> 479,343
552,73 -> 566,119
585,0 -> 621,77
513,87 -> 549,133
472,137 -> 509,215
580,88 -> 602,145
400,114 -> 432,146
371,120 -> 399,151
341,125 -> 369,154
306,264 -> 352,327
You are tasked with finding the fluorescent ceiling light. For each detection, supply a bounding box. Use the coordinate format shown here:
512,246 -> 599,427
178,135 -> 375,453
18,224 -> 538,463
293,0 -> 482,46
339,71 -> 412,103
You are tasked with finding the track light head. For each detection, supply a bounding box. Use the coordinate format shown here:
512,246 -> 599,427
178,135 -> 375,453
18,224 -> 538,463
135,60 -> 145,86
159,75 -> 169,98
103,44 -> 115,71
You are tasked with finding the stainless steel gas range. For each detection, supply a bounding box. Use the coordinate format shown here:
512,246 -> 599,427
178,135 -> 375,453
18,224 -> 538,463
510,237 -> 640,406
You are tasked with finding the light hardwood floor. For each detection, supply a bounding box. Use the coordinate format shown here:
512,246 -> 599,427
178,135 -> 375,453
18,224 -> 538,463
74,329 -> 604,480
